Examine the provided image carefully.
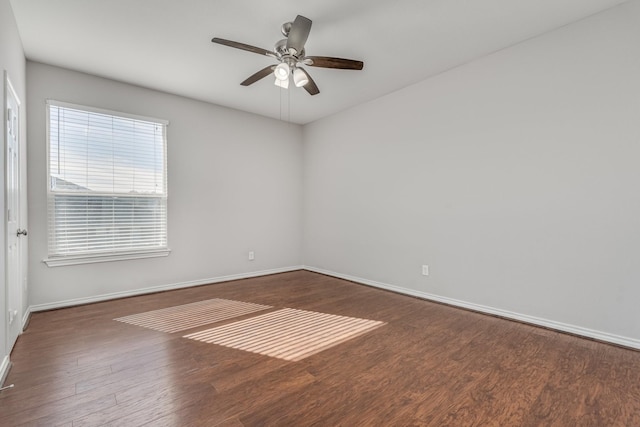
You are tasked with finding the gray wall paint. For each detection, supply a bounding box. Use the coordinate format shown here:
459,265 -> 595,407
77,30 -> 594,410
18,1 -> 640,347
1,0 -> 26,365
27,62 -> 303,306
303,2 -> 640,342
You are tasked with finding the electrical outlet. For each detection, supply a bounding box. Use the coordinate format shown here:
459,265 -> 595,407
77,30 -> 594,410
248,251 -> 255,261
422,265 -> 429,276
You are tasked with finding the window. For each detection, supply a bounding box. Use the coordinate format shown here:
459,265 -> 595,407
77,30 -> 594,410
45,100 -> 169,266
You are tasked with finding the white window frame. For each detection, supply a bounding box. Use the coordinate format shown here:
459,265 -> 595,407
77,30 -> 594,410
43,100 -> 170,267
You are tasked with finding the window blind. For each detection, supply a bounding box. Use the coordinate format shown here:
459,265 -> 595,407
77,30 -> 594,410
47,101 -> 168,258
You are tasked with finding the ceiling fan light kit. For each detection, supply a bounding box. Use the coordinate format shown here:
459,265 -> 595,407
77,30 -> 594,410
211,15 -> 364,96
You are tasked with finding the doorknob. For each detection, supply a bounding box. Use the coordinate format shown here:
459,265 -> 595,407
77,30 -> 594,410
17,229 -> 27,237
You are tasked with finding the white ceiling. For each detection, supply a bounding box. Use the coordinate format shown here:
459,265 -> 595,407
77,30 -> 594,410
10,0 -> 628,124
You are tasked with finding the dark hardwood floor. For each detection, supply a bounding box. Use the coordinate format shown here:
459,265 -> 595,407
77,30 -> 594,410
1,270 -> 639,426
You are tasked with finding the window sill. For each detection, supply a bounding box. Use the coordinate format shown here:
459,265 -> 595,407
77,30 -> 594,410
43,249 -> 171,267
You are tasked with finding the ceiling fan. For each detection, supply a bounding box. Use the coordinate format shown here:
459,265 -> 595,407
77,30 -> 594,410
212,15 -> 364,95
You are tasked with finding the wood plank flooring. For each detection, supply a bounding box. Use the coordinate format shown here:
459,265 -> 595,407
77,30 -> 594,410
1,270 -> 639,426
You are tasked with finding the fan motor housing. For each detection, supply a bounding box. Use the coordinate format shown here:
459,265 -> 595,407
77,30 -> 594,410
274,39 -> 288,56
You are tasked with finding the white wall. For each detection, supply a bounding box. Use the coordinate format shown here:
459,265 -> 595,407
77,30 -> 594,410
27,62 -> 303,307
1,0 -> 26,373
303,1 -> 640,346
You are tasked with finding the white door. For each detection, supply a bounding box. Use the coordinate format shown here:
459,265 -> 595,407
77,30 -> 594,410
5,73 -> 23,352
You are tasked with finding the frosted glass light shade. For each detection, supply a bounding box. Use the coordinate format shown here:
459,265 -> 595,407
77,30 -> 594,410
274,63 -> 290,81
274,77 -> 289,89
293,68 -> 309,87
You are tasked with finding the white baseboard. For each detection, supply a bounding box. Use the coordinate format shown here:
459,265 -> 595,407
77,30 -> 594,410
303,266 -> 640,351
24,264 -> 640,350
29,266 -> 304,313
0,356 -> 10,387
22,306 -> 32,331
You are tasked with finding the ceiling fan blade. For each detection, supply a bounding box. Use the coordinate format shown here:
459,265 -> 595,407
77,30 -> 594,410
300,68 -> 319,96
211,37 -> 274,57
286,15 -> 312,55
305,56 -> 364,70
241,65 -> 276,86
